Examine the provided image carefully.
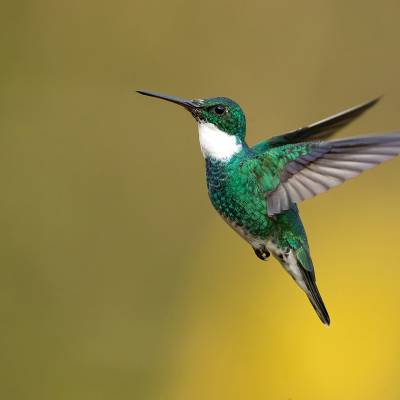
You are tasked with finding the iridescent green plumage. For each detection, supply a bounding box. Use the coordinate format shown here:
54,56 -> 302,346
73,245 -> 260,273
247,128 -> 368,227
205,143 -> 330,324
138,90 -> 400,325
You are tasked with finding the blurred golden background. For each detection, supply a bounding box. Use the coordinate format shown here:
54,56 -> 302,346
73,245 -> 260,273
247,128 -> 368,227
2,0 -> 400,399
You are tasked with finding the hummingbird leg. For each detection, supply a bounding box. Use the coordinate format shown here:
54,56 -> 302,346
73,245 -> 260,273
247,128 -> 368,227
254,246 -> 270,261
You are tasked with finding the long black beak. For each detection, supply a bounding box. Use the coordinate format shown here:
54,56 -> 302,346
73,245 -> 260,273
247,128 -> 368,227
137,90 -> 200,110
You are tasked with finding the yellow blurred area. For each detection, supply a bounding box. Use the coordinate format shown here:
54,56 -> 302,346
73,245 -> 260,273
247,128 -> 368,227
1,0 -> 400,398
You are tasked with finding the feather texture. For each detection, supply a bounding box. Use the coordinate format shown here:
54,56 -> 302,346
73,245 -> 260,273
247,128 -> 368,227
252,97 -> 381,153
267,134 -> 400,215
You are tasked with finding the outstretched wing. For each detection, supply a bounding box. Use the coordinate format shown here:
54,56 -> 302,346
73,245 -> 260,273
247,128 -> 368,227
253,97 -> 381,153
264,134 -> 400,216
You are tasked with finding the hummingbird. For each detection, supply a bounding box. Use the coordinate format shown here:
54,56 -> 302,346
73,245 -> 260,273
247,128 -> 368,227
138,90 -> 400,325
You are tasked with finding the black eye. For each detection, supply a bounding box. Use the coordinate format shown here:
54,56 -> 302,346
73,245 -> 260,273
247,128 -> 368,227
214,105 -> 226,115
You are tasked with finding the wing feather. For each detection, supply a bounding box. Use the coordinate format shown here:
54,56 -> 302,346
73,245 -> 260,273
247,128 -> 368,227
266,134 -> 400,215
253,97 -> 381,153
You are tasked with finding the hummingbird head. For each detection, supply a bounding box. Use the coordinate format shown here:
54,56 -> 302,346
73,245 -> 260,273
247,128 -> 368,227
137,90 -> 247,160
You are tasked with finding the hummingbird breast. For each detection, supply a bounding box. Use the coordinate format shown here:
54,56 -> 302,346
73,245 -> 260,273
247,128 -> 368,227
205,157 -> 273,240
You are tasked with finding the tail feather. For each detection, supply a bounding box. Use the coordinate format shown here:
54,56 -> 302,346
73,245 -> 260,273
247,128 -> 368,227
300,264 -> 330,325
268,206 -> 330,325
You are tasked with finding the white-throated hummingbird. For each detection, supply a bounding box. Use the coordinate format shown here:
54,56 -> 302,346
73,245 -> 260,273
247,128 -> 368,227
138,90 -> 400,325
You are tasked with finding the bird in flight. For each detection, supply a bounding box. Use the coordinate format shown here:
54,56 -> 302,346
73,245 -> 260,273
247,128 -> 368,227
138,90 -> 400,325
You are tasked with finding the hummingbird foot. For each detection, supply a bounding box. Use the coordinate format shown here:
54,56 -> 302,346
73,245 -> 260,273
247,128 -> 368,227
254,246 -> 270,261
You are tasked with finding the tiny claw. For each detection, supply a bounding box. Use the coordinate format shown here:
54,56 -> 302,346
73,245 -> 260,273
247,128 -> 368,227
254,247 -> 270,261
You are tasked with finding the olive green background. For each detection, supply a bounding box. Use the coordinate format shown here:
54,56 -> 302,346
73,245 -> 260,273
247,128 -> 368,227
2,0 -> 400,399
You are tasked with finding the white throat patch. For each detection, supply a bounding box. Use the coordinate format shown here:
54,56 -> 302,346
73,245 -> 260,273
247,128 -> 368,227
198,122 -> 242,161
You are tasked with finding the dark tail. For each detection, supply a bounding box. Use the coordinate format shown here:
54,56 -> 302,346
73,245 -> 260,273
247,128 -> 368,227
301,267 -> 330,326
